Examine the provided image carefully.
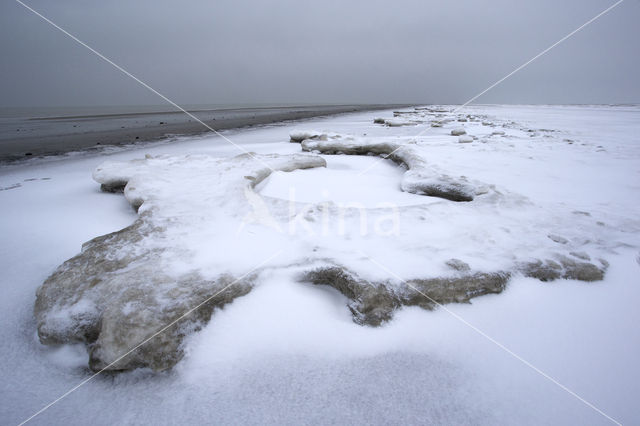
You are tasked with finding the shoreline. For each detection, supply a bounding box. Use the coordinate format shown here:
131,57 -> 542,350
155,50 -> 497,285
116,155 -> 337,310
0,104 -> 410,162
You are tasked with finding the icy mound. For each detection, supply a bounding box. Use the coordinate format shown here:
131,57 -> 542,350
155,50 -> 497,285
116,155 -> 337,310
35,116 -> 611,372
289,131 -> 327,143
35,153 -> 326,371
301,266 -> 510,326
383,119 -> 418,127
371,114 -> 421,127
299,254 -> 607,327
300,137 -> 480,202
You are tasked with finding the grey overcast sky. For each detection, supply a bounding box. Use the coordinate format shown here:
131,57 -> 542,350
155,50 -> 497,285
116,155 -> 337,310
0,0 -> 638,107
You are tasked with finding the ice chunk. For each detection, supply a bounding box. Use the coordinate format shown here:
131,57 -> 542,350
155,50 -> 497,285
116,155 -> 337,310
384,119 -> 417,127
518,255 -> 606,282
445,258 -> 471,272
36,153 -> 327,371
289,131 -> 327,143
300,137 -> 479,201
300,265 -> 510,326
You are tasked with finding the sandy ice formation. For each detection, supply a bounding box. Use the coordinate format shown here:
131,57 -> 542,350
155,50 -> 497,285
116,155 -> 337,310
371,113 -> 422,127
289,130 -> 328,143
35,153 -> 326,371
34,106 -> 614,373
301,266 -> 510,326
301,136 -> 481,202
383,119 -> 418,127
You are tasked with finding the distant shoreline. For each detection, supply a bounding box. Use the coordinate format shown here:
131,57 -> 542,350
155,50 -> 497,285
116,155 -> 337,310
24,104 -> 385,121
0,104 -> 411,162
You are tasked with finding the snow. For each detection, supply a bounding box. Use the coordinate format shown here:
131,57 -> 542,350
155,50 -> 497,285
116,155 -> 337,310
0,105 -> 639,424
258,155 -> 429,207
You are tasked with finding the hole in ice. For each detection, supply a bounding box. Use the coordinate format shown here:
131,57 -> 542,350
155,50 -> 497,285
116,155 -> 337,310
257,156 -> 439,208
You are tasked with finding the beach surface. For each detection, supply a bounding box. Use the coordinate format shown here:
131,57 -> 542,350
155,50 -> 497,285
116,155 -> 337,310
0,104 -> 405,161
1,104 -> 639,425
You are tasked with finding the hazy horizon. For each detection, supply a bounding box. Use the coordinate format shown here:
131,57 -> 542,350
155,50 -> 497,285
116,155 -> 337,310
1,0 -> 639,108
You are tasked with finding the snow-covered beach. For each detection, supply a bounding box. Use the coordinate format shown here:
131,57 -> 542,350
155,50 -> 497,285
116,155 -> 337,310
1,104 -> 639,424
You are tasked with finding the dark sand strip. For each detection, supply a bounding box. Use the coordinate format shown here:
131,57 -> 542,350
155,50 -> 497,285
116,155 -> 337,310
0,104 -> 408,162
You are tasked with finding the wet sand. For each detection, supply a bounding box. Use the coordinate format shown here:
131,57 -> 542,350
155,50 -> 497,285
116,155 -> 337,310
0,104 -> 407,162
